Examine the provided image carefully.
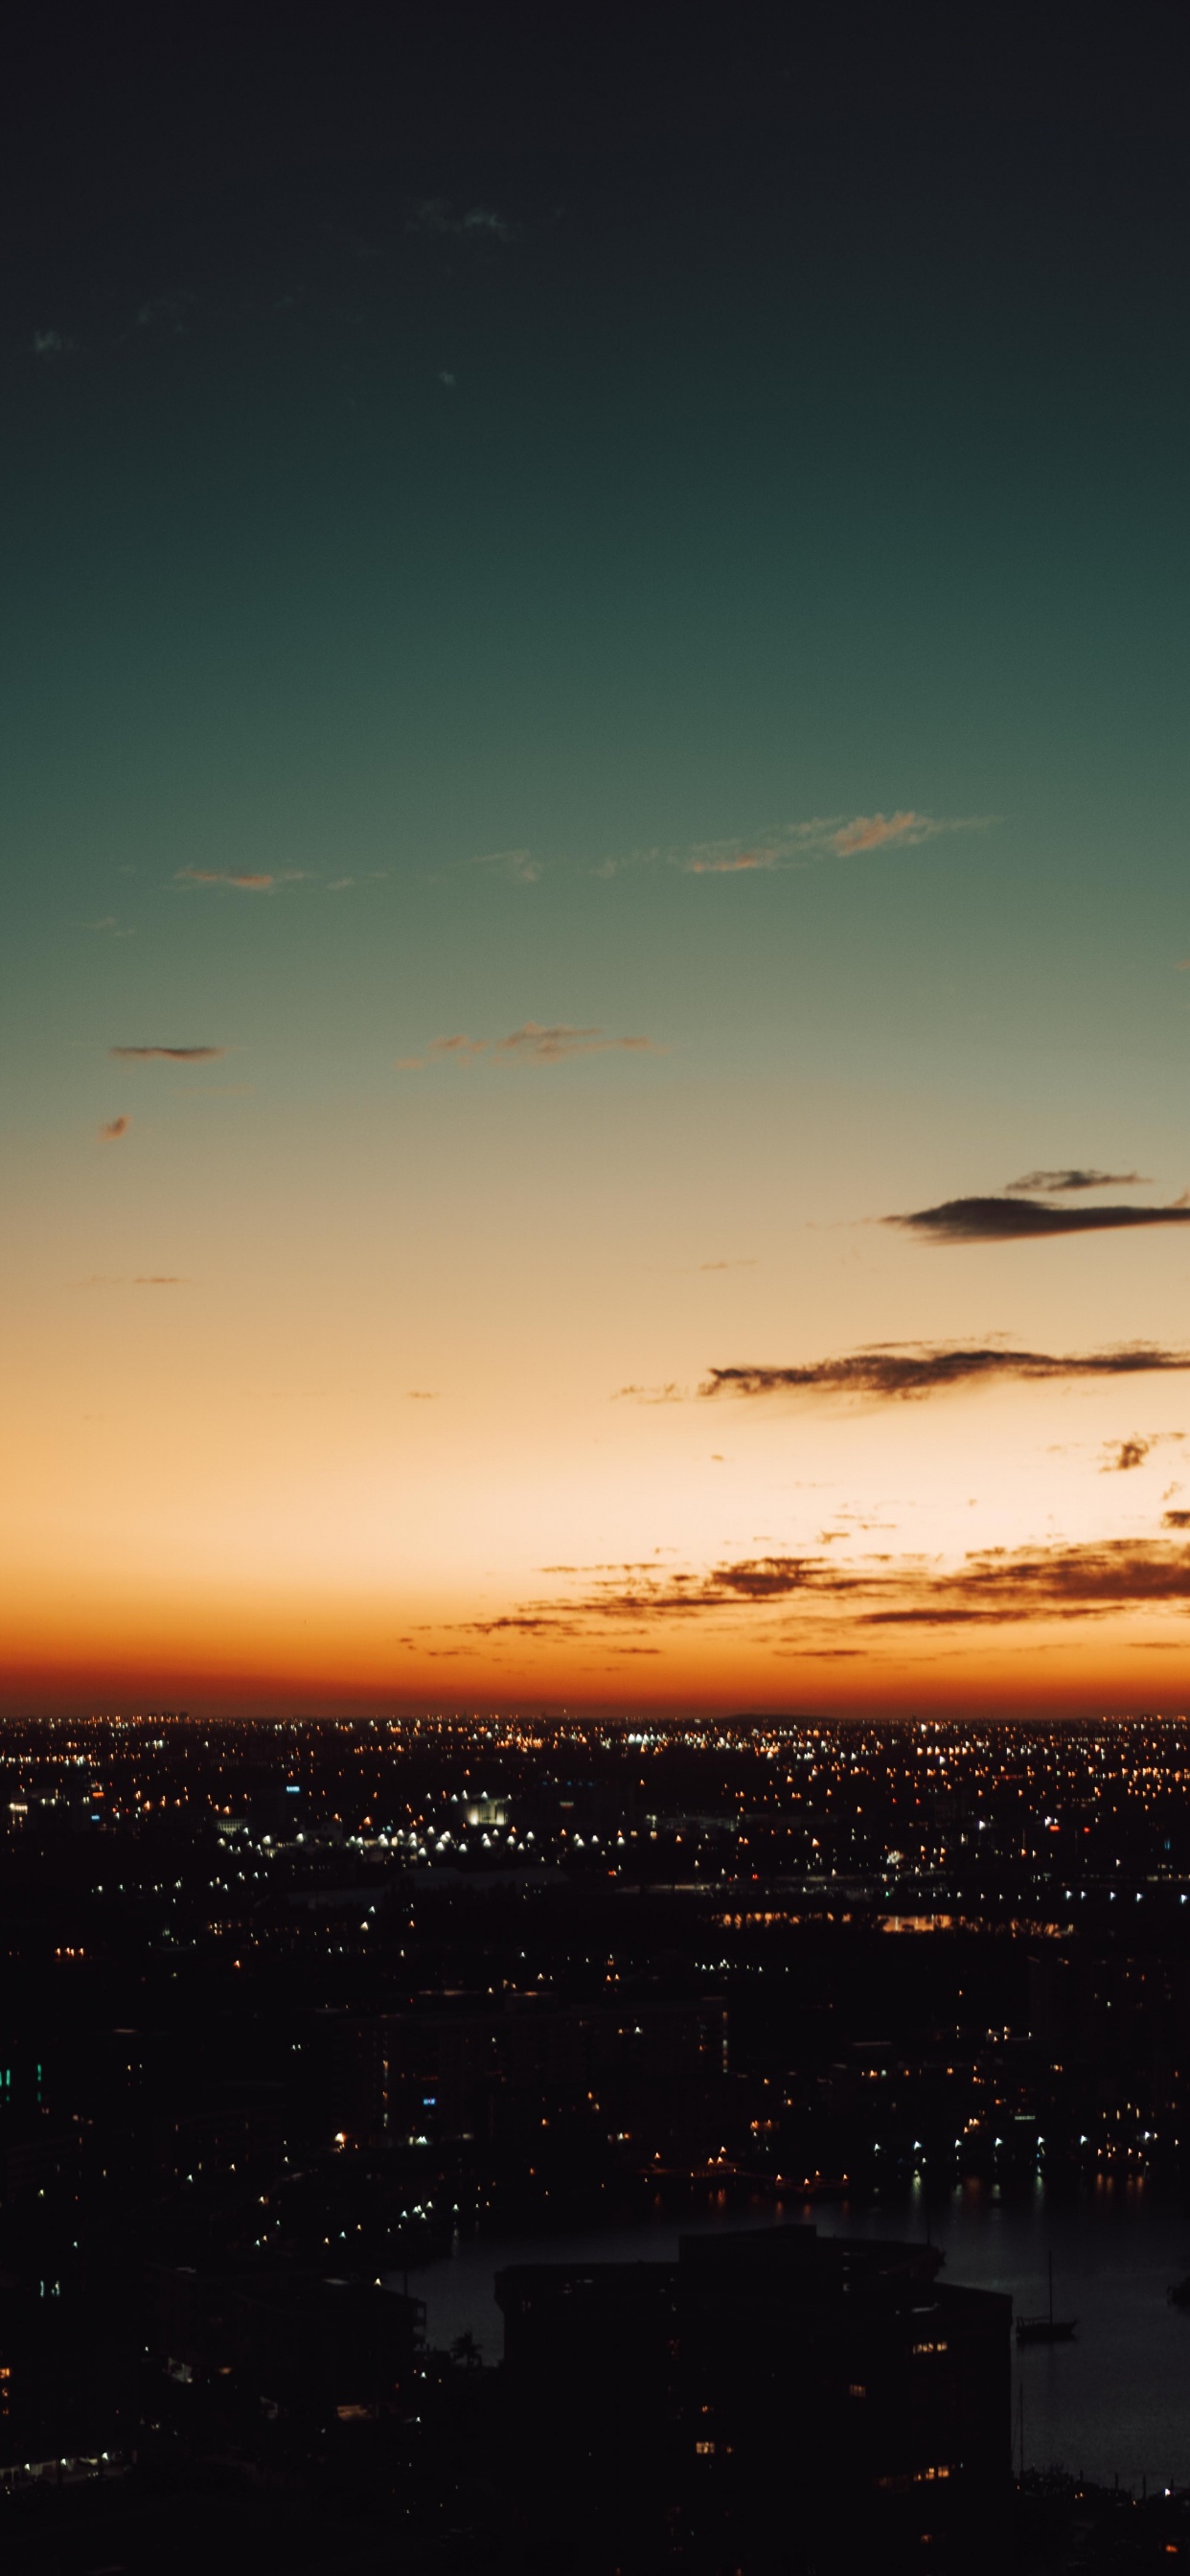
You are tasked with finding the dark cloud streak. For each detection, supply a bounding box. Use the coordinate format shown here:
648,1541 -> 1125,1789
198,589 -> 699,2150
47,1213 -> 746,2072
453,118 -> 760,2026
471,1535 -> 1190,1642
111,1045 -> 225,1061
1006,1168 -> 1150,1193
701,1344 -> 1190,1403
889,1195 -> 1190,1242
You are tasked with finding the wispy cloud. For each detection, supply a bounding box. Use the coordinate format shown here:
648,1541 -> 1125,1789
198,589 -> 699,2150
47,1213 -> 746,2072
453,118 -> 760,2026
614,1383 -> 686,1405
674,811 -> 991,876
110,1045 -> 225,1061
130,291 -> 194,335
76,917 -> 135,936
398,1024 -> 660,1070
472,848 -> 542,884
699,1258 -> 757,1272
469,1531 -> 1190,1642
494,1023 -> 657,1064
466,1552 -> 909,1637
99,1116 -> 129,1142
407,1389 -> 439,1400
134,1276 -> 184,1285
889,1194 -> 1190,1243
494,811 -> 990,884
408,199 -> 518,243
834,812 -> 939,854
1007,1167 -> 1151,1194
700,1343 -> 1190,1402
175,868 -> 306,893
683,845 -> 783,875
396,1033 -> 489,1070
858,1539 -> 1190,1626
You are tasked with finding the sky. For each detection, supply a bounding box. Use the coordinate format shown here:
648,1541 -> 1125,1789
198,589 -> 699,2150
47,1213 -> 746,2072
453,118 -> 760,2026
4,17 -> 1190,1717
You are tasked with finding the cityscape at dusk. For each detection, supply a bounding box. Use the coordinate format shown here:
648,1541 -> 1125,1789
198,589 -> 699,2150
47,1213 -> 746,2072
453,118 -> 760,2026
5,6 -> 1190,2567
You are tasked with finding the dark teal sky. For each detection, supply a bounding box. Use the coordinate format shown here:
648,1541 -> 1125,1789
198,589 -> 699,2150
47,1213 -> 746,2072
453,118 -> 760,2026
7,131 -> 1190,1095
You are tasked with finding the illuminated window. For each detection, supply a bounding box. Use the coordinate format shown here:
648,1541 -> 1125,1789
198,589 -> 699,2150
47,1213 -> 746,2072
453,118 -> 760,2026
695,2439 -> 717,2455
849,2383 -> 867,2399
876,2467 -> 952,2493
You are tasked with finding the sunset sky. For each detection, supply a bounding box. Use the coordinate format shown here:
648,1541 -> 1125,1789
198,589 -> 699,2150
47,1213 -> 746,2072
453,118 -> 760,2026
5,29 -> 1190,1715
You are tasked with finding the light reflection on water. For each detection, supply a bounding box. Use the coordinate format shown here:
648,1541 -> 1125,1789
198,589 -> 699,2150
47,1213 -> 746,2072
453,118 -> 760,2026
404,2176 -> 1190,2490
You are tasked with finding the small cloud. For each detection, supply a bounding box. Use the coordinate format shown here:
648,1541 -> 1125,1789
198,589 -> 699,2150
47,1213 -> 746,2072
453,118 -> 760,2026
699,1258 -> 757,1272
1007,1168 -> 1150,1194
398,1033 -> 489,1070
494,1022 -> 658,1064
614,1384 -> 686,1404
407,1390 -> 439,1400
76,917 -> 134,936
673,812 -> 992,876
99,1116 -> 129,1142
400,1024 -> 660,1069
408,199 -> 518,243
439,371 -> 457,388
472,848 -> 542,884
685,845 -> 783,875
830,811 -> 933,855
131,291 -> 193,334
175,868 -> 307,893
427,1033 -> 487,1060
1102,1438 -> 1152,1473
110,1044 -> 224,1061
1100,1432 -> 1182,1474
326,877 -> 355,891
34,328 -> 69,356
702,1343 -> 1190,1403
134,1276 -> 185,1285
889,1194 -> 1190,1243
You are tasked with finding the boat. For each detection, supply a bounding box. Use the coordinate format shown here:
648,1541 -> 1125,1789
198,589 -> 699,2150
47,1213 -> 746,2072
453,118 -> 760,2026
1016,2254 -> 1077,2345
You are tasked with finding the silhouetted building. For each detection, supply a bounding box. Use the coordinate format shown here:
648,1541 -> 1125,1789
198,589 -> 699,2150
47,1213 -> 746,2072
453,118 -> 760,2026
148,2262 -> 424,2432
496,2223 -> 1011,2572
